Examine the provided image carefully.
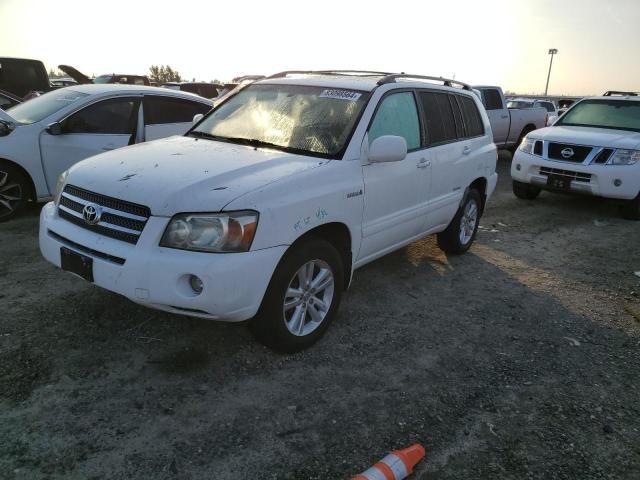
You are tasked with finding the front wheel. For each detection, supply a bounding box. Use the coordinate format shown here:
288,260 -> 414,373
619,193 -> 640,220
437,189 -> 482,254
512,180 -> 541,200
250,237 -> 344,353
0,162 -> 30,222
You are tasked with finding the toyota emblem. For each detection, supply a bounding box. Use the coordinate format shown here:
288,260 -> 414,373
561,147 -> 575,159
82,204 -> 101,225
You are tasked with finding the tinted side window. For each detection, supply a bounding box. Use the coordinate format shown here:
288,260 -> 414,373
458,95 -> 484,137
368,92 -> 420,150
419,91 -> 457,145
482,89 -> 503,110
144,96 -> 210,125
63,98 -> 137,134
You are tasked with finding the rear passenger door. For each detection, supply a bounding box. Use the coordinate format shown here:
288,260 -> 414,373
142,96 -> 211,141
418,90 -> 485,229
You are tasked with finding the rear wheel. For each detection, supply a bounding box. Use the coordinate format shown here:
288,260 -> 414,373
0,162 -> 30,222
513,180 -> 541,200
437,189 -> 482,254
250,237 -> 344,353
619,193 -> 640,220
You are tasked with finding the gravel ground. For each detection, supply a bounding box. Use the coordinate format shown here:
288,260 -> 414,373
1,152 -> 639,479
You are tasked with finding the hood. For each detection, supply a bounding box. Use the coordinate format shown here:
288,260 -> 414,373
58,65 -> 92,84
66,136 -> 328,216
530,125 -> 640,150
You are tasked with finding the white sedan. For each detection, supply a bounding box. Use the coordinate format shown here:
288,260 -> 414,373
0,84 -> 212,221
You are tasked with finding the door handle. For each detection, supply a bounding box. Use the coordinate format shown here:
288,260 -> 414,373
501,114 -> 509,119
463,146 -> 471,155
102,146 -> 115,151
417,158 -> 431,168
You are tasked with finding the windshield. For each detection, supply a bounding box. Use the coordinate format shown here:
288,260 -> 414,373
191,84 -> 369,157
93,75 -> 112,84
556,99 -> 640,132
507,100 -> 532,109
6,89 -> 89,124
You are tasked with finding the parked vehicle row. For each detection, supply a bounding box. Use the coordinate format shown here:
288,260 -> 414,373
38,71 -> 498,352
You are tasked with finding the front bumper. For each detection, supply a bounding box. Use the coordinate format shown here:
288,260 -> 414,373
39,202 -> 287,321
511,151 -> 640,200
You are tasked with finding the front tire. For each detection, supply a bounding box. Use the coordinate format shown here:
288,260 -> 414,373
0,162 -> 30,222
437,189 -> 482,254
512,180 -> 541,200
619,193 -> 640,220
250,237 -> 344,353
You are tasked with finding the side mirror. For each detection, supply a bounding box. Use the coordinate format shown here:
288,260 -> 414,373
368,135 -> 408,163
46,122 -> 62,135
192,113 -> 204,125
0,121 -> 13,137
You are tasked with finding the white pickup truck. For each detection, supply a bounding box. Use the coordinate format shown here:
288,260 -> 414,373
474,86 -> 547,150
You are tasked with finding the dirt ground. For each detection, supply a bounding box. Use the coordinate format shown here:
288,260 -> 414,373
1,152 -> 639,480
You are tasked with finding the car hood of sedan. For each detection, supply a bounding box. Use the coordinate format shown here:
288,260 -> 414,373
65,136 -> 329,216
531,125 -> 640,150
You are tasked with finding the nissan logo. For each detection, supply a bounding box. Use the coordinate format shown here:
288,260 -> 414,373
561,147 -> 575,159
82,204 -> 102,225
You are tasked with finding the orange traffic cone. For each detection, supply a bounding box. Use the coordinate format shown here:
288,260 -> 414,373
352,443 -> 426,480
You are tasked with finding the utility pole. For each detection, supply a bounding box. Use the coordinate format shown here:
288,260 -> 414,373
545,48 -> 558,96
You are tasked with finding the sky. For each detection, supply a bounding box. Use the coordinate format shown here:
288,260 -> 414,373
1,0 -> 638,95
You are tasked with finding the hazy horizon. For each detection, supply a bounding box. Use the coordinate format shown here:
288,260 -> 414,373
1,0 -> 638,96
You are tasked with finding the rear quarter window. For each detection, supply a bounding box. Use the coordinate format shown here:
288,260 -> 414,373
144,96 -> 210,125
458,95 -> 485,137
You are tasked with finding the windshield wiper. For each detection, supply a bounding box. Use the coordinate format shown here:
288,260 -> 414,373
223,137 -> 286,151
187,130 -> 219,140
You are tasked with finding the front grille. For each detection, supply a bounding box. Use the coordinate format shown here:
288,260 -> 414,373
540,167 -> 592,183
57,185 -> 150,244
533,140 -> 543,156
593,148 -> 613,164
548,143 -> 592,162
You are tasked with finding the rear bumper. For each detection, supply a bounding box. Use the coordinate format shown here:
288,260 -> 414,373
39,202 -> 286,321
511,151 -> 640,200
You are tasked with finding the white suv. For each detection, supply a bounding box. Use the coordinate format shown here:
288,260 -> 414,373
39,71 -> 498,352
511,93 -> 640,219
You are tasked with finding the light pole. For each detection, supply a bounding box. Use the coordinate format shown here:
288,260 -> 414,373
544,48 -> 558,96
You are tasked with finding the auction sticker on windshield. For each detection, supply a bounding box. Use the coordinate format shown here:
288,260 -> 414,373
319,89 -> 362,101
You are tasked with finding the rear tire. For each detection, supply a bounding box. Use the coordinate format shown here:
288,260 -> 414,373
513,180 -> 541,200
249,237 -> 344,353
437,189 -> 482,254
619,193 -> 640,220
0,162 -> 30,222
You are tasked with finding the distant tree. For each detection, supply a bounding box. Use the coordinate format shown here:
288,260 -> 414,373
148,65 -> 182,83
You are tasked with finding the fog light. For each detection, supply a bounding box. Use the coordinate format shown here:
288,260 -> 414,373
189,275 -> 204,294
613,179 -> 622,187
516,163 -> 521,171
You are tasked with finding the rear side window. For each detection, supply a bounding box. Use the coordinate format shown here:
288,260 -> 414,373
144,96 -> 210,125
63,97 -> 137,134
482,89 -> 503,110
458,95 -> 484,137
419,91 -> 457,145
368,92 -> 420,150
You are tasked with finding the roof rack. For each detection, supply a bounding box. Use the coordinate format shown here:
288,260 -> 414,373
603,91 -> 639,96
267,70 -> 393,79
377,74 -> 471,90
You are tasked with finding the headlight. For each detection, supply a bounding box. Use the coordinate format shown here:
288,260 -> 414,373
160,211 -> 259,252
608,149 -> 640,166
518,137 -> 535,154
54,171 -> 69,205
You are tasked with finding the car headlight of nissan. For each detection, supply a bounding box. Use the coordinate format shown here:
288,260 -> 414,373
608,149 -> 640,166
160,211 -> 259,252
518,137 -> 535,154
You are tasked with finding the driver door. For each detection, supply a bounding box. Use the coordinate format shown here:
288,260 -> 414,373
39,96 -> 141,192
